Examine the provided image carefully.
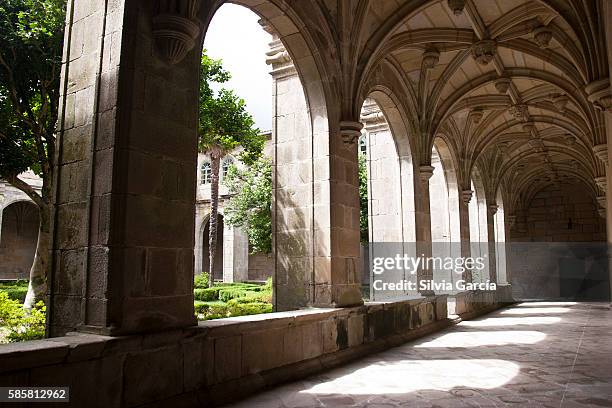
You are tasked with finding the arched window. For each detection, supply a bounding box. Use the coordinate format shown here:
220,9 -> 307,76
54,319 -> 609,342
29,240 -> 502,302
358,135 -> 367,155
221,157 -> 234,179
201,162 -> 211,185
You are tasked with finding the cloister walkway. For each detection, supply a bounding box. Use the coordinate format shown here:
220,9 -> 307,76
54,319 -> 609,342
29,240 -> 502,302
227,302 -> 612,407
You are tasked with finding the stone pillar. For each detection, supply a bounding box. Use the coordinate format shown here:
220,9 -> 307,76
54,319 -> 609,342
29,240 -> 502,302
49,1 -> 200,336
222,224 -> 249,283
266,26 -> 362,309
486,204 -> 498,284
267,27 -> 313,309
416,165 -> 434,295
460,189 -> 473,283
311,120 -> 365,307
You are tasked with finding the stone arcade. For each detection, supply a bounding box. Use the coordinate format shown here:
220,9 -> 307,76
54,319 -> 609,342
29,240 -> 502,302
1,0 -> 612,407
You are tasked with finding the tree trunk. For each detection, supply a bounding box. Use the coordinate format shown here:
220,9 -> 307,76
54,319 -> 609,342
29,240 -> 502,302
6,174 -> 50,310
23,203 -> 50,309
208,148 -> 223,288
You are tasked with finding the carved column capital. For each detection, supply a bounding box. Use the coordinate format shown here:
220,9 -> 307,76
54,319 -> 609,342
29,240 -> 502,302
419,165 -> 435,182
488,204 -> 499,216
153,0 -> 202,65
595,176 -> 607,192
461,189 -> 473,205
593,144 -> 608,166
597,196 -> 607,219
585,78 -> 612,111
339,121 -> 363,145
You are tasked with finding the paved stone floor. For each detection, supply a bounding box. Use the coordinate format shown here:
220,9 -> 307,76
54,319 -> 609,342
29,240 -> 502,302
226,302 -> 612,407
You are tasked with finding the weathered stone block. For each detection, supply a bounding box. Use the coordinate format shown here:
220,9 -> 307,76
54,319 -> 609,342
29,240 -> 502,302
214,336 -> 242,383
123,346 -> 183,407
347,314 -> 364,347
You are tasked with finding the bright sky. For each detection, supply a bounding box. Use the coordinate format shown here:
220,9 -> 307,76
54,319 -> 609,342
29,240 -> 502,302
204,4 -> 273,131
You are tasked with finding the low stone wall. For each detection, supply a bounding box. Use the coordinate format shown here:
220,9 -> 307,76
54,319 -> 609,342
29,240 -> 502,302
0,296 -> 449,407
449,286 -> 514,319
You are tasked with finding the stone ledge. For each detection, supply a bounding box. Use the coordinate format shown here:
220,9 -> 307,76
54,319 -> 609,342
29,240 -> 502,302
0,294 -> 468,407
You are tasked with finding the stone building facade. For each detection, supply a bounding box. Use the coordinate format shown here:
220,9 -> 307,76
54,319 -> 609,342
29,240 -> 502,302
0,172 -> 42,280
194,134 -> 274,283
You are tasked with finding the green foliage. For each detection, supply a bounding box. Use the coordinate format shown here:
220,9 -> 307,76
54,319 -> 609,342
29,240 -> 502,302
359,154 -> 369,244
0,291 -> 45,343
218,288 -> 261,303
193,301 -> 208,315
194,287 -> 221,302
193,278 -> 273,320
194,273 -> 210,289
198,51 -> 265,164
0,0 -> 65,179
0,280 -> 29,302
5,286 -> 27,302
224,157 -> 272,254
226,300 -> 272,316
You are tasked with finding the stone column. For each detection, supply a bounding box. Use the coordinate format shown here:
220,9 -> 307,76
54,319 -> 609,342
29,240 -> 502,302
222,224 -> 249,283
49,1 -> 201,336
486,204 -> 498,284
266,25 -> 362,309
460,189 -> 473,283
311,120 -> 365,307
416,165 -> 434,295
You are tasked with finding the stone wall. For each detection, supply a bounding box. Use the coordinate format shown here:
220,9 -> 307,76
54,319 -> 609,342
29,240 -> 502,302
0,174 -> 42,280
247,252 -> 273,281
449,287 -> 514,319
510,183 -> 606,242
0,296 -> 448,407
0,202 -> 39,280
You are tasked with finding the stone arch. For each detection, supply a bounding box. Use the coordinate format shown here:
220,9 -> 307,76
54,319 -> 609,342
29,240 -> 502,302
358,92 -> 418,299
0,201 -> 40,280
494,188 -> 508,285
199,1 -> 336,308
201,1 -> 330,126
366,89 -> 417,244
469,166 -> 490,283
430,138 -> 461,290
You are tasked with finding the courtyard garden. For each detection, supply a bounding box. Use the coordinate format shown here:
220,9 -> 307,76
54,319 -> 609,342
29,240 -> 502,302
0,275 -> 273,343
0,280 -> 45,343
194,273 -> 273,320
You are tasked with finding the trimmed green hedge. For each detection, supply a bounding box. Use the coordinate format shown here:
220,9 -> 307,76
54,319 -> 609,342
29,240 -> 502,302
193,278 -> 273,321
4,287 -> 28,302
194,287 -> 221,301
0,281 -> 29,303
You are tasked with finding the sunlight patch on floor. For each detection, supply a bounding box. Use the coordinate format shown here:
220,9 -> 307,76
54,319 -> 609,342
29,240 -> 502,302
516,302 -> 577,307
500,307 -> 570,315
415,330 -> 546,348
460,316 -> 562,327
301,359 -> 520,395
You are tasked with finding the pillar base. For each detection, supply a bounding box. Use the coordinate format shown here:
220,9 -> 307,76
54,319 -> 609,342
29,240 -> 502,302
312,284 -> 364,308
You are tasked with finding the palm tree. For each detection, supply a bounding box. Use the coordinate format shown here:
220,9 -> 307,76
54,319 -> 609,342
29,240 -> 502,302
198,52 -> 265,287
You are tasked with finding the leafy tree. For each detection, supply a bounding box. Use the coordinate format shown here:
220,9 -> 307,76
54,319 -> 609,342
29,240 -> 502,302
224,157 -> 272,254
0,0 -> 66,308
359,153 -> 369,244
199,51 -> 265,286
